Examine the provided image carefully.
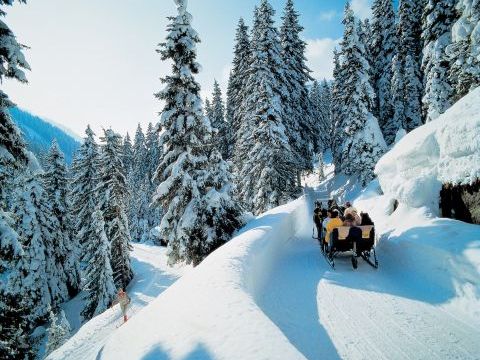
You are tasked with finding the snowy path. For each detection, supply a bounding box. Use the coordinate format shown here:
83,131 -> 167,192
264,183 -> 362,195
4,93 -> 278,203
257,189 -> 480,360
48,244 -> 189,360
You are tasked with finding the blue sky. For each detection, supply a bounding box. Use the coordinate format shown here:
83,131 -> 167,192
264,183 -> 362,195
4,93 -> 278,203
3,0 -> 375,137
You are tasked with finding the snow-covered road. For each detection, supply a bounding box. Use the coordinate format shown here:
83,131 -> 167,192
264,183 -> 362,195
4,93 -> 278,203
258,233 -> 479,360
257,190 -> 480,359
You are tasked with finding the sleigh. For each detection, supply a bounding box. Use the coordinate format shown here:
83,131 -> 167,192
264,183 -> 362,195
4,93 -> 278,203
321,225 -> 378,270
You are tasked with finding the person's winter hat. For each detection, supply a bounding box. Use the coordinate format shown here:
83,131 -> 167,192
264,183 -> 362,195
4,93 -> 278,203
345,201 -> 352,207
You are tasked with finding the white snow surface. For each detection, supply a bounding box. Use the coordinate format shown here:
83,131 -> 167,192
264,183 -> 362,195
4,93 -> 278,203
47,243 -> 189,360
376,87 -> 480,212
99,198 -> 310,360
51,116 -> 480,360
95,178 -> 478,359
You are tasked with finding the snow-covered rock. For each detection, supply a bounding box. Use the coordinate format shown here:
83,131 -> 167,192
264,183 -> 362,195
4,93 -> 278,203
375,87 -> 480,213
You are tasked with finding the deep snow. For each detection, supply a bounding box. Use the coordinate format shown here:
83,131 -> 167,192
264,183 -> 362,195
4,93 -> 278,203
375,86 -> 480,213
47,243 -> 189,360
49,93 -> 480,359
50,170 -> 480,360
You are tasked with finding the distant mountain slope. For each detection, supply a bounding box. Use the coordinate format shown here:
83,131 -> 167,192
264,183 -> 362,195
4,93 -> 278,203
9,107 -> 80,165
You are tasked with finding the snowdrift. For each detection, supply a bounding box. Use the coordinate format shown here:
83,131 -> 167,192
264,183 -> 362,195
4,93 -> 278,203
99,198 -> 310,360
375,87 -> 480,212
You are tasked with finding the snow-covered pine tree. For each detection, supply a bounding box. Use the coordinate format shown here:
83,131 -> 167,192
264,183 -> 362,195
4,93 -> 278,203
0,206 -> 34,360
421,0 -> 457,122
204,98 -> 213,120
319,79 -> 332,150
228,18 -> 250,164
11,176 -> 53,326
154,0 -> 243,265
70,125 -> 100,255
0,287 -> 33,360
309,80 -> 322,143
280,0 -> 315,175
145,122 -> 162,236
397,0 -> 426,131
446,0 -> 480,101
338,4 -> 387,185
371,0 -> 397,135
97,129 -> 133,288
145,122 -> 161,185
45,308 -> 71,356
387,53 -> 407,143
122,132 -> 134,176
309,80 -> 331,152
331,48 -> 346,170
194,148 -> 244,263
44,140 -> 81,297
236,0 -> 296,213
0,4 -> 33,356
81,209 -> 116,320
129,124 -> 149,242
210,80 -> 229,160
0,1 -> 29,204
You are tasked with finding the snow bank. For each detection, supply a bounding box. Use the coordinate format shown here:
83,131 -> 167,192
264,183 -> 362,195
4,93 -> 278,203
375,87 -> 480,212
99,198 -> 310,360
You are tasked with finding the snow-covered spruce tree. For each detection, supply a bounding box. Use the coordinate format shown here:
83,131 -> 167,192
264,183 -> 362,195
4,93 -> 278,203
45,308 -> 71,356
320,79 -> 332,150
0,1 -> 29,204
122,132 -> 134,176
0,3 -> 33,356
44,140 -> 81,297
191,148 -> 244,263
97,129 -> 133,288
145,122 -> 162,235
154,0 -> 243,265
446,0 -> 480,101
204,98 -> 213,120
11,176 -> 53,326
338,4 -> 387,185
396,0 -> 426,131
280,0 -> 315,174
210,80 -> 229,160
0,207 -> 33,360
81,210 -> 116,320
129,124 -> 149,242
309,80 -> 323,144
235,1 -> 296,213
0,287 -> 33,360
331,48 -> 346,170
309,79 -> 331,152
70,125 -> 100,256
421,0 -> 457,122
228,18 -> 250,165
370,0 -> 397,134
387,53 -> 407,143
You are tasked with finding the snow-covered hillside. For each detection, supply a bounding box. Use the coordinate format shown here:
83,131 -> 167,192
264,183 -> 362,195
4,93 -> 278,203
47,244 -> 189,360
91,190 -> 478,359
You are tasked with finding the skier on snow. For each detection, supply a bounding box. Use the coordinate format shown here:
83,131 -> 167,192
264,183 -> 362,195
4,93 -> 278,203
111,288 -> 131,323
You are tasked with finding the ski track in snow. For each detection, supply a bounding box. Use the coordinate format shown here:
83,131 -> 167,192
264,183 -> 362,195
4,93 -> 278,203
257,188 -> 480,360
47,244 -> 188,360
